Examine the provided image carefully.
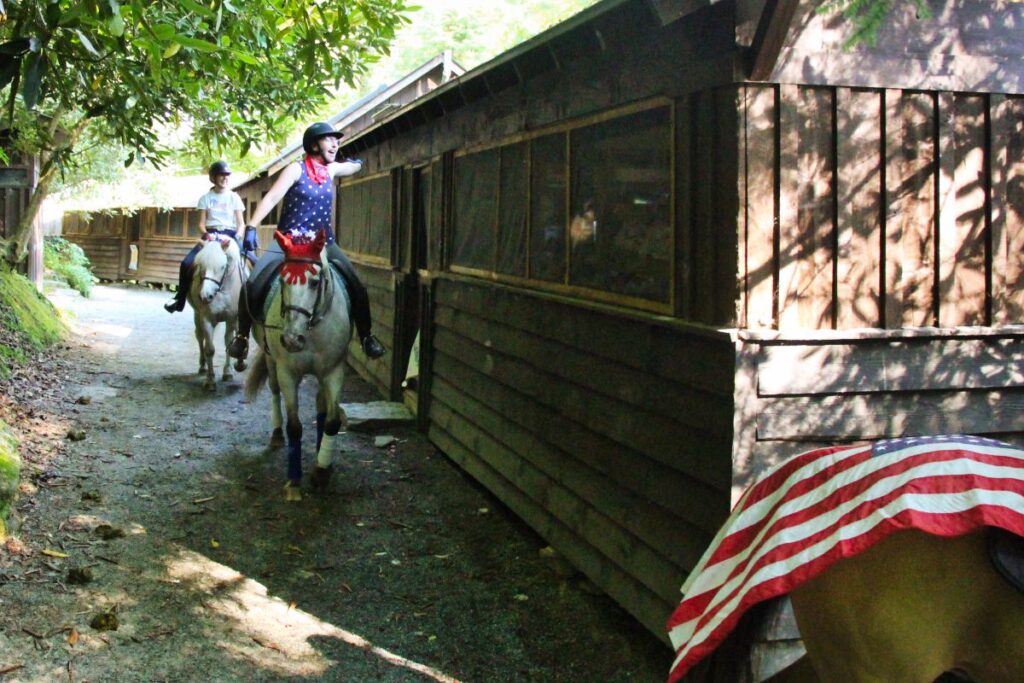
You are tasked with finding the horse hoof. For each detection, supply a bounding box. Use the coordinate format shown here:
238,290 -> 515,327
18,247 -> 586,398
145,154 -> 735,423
197,368 -> 206,375
203,380 -> 215,391
270,428 -> 285,447
221,372 -> 232,382
283,481 -> 302,502
310,465 -> 333,492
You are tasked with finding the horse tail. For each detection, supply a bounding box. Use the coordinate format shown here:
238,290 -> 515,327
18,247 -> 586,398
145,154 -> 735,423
244,350 -> 268,400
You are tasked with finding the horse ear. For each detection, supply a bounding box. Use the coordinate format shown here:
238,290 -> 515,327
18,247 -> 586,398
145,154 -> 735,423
274,230 -> 292,251
220,238 -> 230,251
314,230 -> 326,250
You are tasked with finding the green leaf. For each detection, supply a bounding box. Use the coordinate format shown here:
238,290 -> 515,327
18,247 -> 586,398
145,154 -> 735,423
173,35 -> 219,52
109,12 -> 125,37
162,42 -> 181,58
21,52 -> 47,110
179,0 -> 215,18
231,49 -> 258,65
74,30 -> 101,58
151,24 -> 177,40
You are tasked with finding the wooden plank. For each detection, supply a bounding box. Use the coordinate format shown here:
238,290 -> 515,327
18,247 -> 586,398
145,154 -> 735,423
430,395 -> 699,597
745,85 -> 777,329
675,93 -> 693,320
436,279 -> 736,396
431,352 -> 728,534
757,389 -> 1024,441
757,337 -> 1024,396
887,91 -> 937,327
779,86 -> 834,330
776,84 -> 801,330
433,325 -> 731,488
836,88 -> 883,328
428,425 -> 675,643
747,0 -> 801,81
991,95 -> 1024,323
938,93 -> 987,326
435,303 -> 734,434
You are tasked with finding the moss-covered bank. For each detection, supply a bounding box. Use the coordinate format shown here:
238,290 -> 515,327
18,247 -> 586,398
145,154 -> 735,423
0,420 -> 18,539
0,266 -> 65,378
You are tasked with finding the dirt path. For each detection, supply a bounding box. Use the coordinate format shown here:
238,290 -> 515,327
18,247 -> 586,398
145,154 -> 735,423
0,282 -> 670,682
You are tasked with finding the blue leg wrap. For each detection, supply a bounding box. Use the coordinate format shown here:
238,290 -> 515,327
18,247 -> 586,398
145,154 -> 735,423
287,436 -> 302,482
316,413 -> 326,451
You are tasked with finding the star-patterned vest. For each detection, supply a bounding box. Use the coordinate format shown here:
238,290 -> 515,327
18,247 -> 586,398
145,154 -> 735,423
279,162 -> 336,243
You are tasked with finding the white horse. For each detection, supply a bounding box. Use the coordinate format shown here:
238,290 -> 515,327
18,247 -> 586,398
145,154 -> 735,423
187,234 -> 248,390
244,229 -> 352,501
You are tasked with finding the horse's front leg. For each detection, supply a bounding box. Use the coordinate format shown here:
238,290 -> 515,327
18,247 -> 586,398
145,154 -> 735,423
199,316 -> 217,390
276,367 -> 303,501
193,309 -> 207,375
221,319 -> 236,381
265,352 -> 284,448
310,367 -> 347,492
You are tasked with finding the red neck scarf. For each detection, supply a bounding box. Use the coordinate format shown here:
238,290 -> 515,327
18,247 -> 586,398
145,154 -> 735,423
303,154 -> 330,185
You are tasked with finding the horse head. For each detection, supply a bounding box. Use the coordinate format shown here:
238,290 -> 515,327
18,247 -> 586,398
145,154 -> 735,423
275,229 -> 328,353
197,234 -> 237,304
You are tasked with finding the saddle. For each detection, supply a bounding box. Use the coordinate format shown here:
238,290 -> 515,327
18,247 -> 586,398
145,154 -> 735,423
988,526 -> 1024,593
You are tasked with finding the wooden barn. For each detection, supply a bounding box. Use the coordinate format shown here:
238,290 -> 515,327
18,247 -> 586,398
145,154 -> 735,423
0,139 -> 45,287
317,0 -> 1024,653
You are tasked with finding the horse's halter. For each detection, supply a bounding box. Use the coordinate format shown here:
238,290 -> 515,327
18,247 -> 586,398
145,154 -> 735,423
279,256 -> 332,329
200,235 -> 240,298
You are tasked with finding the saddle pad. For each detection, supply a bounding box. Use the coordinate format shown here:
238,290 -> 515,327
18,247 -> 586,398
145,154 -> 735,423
666,435 -> 1024,682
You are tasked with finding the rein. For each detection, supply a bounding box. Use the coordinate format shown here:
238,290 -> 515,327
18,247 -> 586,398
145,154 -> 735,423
279,256 -> 333,329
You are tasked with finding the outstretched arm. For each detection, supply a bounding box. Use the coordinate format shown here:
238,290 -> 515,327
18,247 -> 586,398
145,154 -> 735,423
248,163 -> 302,227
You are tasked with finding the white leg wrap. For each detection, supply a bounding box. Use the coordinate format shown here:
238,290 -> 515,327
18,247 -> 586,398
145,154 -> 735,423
271,397 -> 283,430
317,433 -> 335,468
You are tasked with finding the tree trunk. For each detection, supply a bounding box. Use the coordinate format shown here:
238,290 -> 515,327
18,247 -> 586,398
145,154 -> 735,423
2,116 -> 87,267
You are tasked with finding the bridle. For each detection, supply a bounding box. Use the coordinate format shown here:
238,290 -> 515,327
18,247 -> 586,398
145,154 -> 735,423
199,235 -> 243,298
279,256 -> 333,329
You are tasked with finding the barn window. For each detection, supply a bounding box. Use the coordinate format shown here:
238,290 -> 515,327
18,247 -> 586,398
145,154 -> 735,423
529,132 -> 567,283
154,210 -> 169,236
569,106 -> 672,302
169,209 -> 185,237
186,209 -> 203,237
452,147 -> 499,270
497,141 -> 528,276
338,173 -> 392,261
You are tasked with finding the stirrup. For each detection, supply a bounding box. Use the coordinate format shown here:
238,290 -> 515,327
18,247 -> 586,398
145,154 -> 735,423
361,334 -> 386,359
227,335 -> 249,359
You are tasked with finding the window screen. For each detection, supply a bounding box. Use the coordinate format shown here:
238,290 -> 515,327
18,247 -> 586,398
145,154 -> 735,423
169,209 -> 185,237
497,142 -> 528,276
187,209 -> 203,236
452,148 -> 498,270
569,106 -> 672,302
529,133 -> 566,283
338,174 -> 391,260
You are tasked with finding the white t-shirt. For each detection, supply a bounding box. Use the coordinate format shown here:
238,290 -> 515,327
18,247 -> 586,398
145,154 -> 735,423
197,189 -> 245,230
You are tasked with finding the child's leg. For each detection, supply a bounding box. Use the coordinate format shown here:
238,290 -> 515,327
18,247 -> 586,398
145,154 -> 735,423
164,243 -> 202,312
326,244 -> 385,358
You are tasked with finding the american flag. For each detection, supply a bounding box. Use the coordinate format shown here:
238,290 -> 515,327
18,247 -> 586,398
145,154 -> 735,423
666,434 -> 1024,682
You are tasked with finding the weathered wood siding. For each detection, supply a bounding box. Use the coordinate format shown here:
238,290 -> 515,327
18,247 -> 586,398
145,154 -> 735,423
345,263 -> 397,397
739,86 -> 1024,331
733,86 -> 1024,496
428,277 -> 735,637
62,211 -> 130,281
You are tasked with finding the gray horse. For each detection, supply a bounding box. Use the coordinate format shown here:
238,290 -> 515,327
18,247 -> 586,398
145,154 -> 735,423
244,230 -> 352,501
187,235 -> 247,390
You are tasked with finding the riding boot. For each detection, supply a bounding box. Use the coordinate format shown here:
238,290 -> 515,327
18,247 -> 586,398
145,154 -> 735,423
227,287 -> 252,360
327,246 -> 386,359
165,246 -> 200,313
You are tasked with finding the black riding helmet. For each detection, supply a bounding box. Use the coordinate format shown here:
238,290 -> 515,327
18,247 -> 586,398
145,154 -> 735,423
302,122 -> 344,155
208,160 -> 231,181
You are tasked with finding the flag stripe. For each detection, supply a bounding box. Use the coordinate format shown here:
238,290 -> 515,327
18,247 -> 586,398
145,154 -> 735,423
665,436 -> 1024,682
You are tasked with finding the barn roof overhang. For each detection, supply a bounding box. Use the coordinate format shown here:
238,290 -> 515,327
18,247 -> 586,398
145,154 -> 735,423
340,0 -> 745,156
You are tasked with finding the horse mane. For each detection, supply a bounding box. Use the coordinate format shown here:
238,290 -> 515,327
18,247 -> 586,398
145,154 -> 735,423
194,236 -> 239,270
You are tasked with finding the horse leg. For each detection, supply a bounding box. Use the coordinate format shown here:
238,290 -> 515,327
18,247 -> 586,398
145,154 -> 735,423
266,354 -> 285,448
310,367 -> 347,493
276,368 -> 303,501
221,319 -> 235,382
200,317 -> 216,390
194,310 -> 207,375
